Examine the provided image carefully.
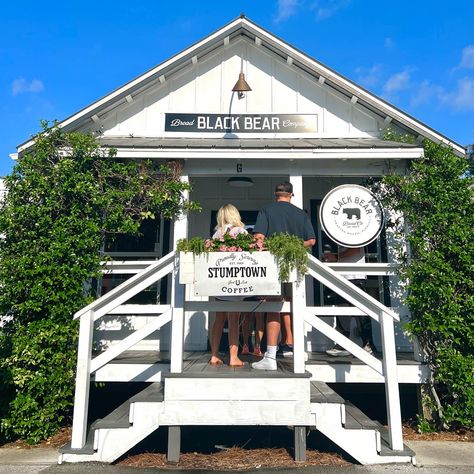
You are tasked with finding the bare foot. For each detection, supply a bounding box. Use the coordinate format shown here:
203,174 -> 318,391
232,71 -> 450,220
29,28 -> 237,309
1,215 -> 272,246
209,356 -> 224,366
229,358 -> 244,368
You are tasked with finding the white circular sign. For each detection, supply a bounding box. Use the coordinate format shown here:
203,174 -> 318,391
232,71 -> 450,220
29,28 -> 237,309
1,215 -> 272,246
319,185 -> 384,248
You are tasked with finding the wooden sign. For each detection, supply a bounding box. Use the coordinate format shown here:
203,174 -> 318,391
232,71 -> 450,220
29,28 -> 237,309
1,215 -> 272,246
165,113 -> 318,133
190,252 -> 281,297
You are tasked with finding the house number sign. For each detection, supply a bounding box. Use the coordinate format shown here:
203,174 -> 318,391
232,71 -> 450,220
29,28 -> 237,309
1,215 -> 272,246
319,185 -> 384,248
193,252 -> 281,297
165,113 -> 317,133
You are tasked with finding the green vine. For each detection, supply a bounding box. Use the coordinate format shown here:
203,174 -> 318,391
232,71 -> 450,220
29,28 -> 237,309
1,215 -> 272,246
265,233 -> 308,282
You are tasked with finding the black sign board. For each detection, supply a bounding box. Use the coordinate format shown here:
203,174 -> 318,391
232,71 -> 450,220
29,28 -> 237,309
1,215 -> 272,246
165,113 -> 317,133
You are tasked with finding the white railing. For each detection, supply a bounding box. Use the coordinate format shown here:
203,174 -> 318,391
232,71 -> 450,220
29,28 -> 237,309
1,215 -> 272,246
71,252 -> 403,452
71,251 -> 176,449
302,254 -> 403,451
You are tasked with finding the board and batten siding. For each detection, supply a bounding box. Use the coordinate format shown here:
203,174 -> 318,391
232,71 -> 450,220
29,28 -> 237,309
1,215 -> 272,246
87,38 -> 385,140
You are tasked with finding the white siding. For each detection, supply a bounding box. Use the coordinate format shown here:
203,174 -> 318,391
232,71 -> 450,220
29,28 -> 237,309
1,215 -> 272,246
95,37 -> 385,139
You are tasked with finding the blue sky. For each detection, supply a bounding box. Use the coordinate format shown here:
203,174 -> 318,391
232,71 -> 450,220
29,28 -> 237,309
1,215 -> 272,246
1,0 -> 473,176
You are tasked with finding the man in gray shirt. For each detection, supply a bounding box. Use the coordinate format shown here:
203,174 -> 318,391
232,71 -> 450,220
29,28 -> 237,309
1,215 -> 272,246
252,182 -> 316,370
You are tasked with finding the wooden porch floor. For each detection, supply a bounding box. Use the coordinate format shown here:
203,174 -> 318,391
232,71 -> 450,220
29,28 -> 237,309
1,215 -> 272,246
89,348 -> 428,383
97,350 -> 424,379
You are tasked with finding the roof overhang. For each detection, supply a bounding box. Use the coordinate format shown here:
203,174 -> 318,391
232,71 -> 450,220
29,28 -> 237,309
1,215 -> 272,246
101,137 -> 424,161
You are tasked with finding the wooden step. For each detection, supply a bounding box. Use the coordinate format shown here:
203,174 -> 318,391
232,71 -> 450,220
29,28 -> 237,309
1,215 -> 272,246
310,381 -> 345,404
130,382 -> 164,403
93,401 -> 131,429
94,383 -> 164,429
165,361 -> 312,378
343,401 -> 379,430
374,421 -> 416,457
59,425 -> 96,454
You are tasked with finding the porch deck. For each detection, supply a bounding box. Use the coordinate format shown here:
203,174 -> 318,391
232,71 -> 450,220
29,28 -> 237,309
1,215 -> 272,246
92,350 -> 428,383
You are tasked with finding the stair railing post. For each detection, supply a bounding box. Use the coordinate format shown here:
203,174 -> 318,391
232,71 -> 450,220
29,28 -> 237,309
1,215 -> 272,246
289,174 -> 306,374
292,278 -> 306,374
380,310 -> 404,451
71,310 -> 94,449
170,256 -> 185,373
170,175 -> 188,374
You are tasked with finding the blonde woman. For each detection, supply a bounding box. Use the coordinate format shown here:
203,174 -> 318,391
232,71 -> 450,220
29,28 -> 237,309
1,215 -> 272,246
209,204 -> 248,367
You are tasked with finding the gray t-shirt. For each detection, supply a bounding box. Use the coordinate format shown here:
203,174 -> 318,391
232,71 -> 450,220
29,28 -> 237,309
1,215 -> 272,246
253,201 -> 315,241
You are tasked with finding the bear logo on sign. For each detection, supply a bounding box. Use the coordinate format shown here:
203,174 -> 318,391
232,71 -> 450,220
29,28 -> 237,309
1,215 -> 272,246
343,208 -> 361,220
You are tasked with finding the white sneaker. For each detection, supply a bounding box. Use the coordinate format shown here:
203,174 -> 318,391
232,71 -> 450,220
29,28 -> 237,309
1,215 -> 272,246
326,348 -> 350,357
251,353 -> 277,370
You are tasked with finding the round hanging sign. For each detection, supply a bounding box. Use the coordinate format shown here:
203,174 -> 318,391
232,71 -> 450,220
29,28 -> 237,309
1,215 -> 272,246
319,184 -> 384,248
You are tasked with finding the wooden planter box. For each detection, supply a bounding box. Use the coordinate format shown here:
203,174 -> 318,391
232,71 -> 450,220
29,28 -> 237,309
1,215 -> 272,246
178,251 -> 286,297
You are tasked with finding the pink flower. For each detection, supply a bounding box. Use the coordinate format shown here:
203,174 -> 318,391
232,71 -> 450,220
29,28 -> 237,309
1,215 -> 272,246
219,245 -> 227,252
205,240 -> 212,248
228,246 -> 237,252
256,240 -> 264,249
237,247 -> 242,251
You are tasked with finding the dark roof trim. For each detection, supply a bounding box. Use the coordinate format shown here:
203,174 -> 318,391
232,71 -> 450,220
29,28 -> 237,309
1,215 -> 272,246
99,137 -> 420,150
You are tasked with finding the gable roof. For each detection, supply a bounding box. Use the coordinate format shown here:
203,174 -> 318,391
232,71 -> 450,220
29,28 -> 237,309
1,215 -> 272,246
16,16 -> 465,156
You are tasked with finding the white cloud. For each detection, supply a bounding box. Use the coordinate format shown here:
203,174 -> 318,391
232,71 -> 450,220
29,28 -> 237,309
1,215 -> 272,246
355,64 -> 383,88
384,37 -> 395,48
12,78 -> 44,96
410,80 -> 444,107
274,0 -> 300,23
383,70 -> 411,95
441,77 -> 474,111
408,77 -> 474,112
311,0 -> 351,21
460,45 -> 474,69
274,0 -> 351,23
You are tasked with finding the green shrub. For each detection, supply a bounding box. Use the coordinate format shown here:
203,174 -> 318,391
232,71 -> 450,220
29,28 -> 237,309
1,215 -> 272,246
376,132 -> 474,429
0,319 -> 78,443
0,123 -> 198,443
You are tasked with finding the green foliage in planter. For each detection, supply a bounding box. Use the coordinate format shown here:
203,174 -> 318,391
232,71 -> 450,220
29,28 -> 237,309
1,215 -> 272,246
264,233 -> 308,282
177,232 -> 260,253
0,319 -> 78,444
374,130 -> 474,430
177,236 -> 210,254
177,232 -> 308,281
0,122 -> 199,443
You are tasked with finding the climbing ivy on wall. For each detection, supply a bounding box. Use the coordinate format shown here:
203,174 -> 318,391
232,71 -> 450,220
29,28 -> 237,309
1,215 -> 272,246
0,122 -> 199,443
375,130 -> 474,430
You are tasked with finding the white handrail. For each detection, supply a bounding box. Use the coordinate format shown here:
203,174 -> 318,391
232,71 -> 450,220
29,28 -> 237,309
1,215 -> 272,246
74,251 -> 176,320
103,260 -> 400,276
307,255 -> 399,321
71,251 -> 176,449
305,254 -> 403,451
326,262 -> 399,276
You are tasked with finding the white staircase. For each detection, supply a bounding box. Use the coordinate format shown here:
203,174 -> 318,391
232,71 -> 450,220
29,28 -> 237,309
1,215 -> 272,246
59,376 -> 415,465
60,383 -> 165,463
63,249 -> 416,465
310,381 -> 414,464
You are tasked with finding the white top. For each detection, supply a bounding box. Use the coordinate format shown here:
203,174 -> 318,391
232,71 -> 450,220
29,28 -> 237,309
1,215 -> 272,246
212,225 -> 248,240
338,246 -> 366,280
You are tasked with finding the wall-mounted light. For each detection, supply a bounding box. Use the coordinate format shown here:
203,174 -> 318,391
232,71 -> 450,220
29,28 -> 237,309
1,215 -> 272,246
227,177 -> 254,187
232,72 -> 252,99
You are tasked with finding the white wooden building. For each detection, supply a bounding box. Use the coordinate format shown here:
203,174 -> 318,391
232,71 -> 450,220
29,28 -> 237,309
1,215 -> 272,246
15,16 -> 466,465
